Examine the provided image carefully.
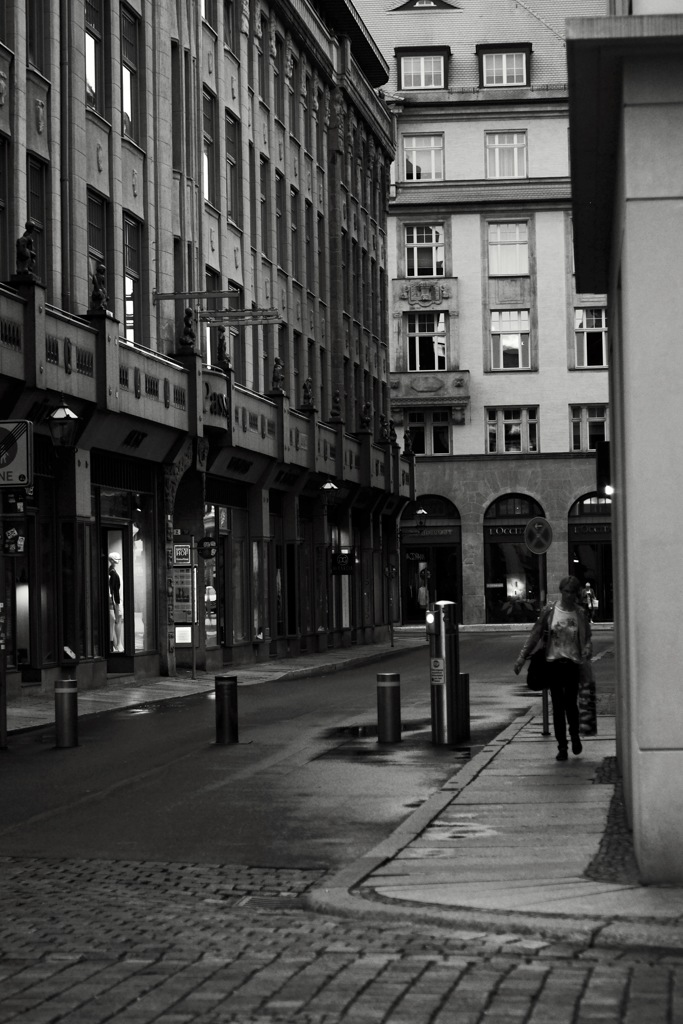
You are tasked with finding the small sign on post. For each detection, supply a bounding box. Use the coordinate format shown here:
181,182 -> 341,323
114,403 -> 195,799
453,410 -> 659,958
0,421 -> 33,487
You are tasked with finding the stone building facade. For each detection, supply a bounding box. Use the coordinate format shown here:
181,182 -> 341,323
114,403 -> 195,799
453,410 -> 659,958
0,0 -> 412,695
355,0 -> 610,625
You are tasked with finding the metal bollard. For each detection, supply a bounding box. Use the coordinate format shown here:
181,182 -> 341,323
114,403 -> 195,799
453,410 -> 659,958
376,672 -> 401,744
455,671 -> 471,743
215,675 -> 239,745
55,678 -> 78,749
541,688 -> 551,736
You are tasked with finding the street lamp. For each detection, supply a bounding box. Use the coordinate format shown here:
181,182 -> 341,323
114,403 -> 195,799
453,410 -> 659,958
415,507 -> 428,533
47,399 -> 80,450
319,478 -> 339,506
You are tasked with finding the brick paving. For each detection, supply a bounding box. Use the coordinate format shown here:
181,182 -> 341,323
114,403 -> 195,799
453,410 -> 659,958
2,857 -> 683,1023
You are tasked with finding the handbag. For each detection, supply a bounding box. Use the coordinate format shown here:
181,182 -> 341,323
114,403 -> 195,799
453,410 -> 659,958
526,647 -> 549,690
526,608 -> 551,691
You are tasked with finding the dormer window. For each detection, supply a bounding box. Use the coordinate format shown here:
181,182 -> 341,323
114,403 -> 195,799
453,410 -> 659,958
396,47 -> 450,91
476,44 -> 532,88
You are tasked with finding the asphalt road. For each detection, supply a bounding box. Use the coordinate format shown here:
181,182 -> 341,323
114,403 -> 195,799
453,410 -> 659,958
6,630 -> 677,1024
0,633 -> 600,872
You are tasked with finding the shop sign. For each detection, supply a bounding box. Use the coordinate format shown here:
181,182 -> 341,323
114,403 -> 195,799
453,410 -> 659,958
173,543 -> 191,565
485,526 -> 525,538
331,547 -> 355,575
570,524 -> 611,536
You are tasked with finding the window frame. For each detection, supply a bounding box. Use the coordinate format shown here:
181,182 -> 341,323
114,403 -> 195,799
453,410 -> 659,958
85,0 -> 104,112
490,309 -> 531,371
87,190 -> 107,279
570,404 -> 609,452
223,0 -> 238,55
488,221 -> 529,277
477,45 -> 532,88
407,408 -> 451,456
225,111 -> 241,225
27,156 -> 47,284
202,90 -> 218,207
574,307 -> 608,368
0,136 -> 7,281
487,407 -> 539,454
123,214 -> 142,345
403,134 -> 444,182
396,47 -> 450,90
407,311 -> 447,372
121,5 -> 140,142
485,131 -> 528,179
405,224 -> 445,278
27,0 -> 46,73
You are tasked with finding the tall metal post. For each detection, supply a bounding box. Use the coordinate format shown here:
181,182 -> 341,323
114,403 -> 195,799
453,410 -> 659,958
427,601 -> 468,745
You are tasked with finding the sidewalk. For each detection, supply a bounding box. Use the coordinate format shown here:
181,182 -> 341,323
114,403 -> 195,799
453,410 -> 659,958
310,711 -> 683,953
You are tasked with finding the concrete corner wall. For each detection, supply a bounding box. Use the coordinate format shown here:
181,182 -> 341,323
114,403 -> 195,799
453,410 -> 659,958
613,54 -> 683,882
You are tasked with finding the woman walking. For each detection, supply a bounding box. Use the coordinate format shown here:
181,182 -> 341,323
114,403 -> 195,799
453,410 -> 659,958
513,576 -> 592,761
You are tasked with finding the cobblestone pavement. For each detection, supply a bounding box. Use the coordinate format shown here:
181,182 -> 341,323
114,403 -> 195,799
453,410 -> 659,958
3,857 -> 683,1024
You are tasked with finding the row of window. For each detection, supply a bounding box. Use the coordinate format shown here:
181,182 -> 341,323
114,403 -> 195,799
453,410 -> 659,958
407,309 -> 608,372
397,47 -> 532,92
407,405 -> 608,456
405,221 -> 531,278
404,131 -> 530,182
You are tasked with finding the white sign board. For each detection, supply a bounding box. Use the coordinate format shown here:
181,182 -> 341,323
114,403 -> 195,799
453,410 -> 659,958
0,421 -> 33,487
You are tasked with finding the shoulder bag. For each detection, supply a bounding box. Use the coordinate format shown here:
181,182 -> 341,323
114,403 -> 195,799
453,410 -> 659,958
526,606 -> 552,691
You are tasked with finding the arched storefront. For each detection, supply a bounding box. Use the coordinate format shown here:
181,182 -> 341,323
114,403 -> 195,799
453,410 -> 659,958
400,496 -> 461,623
484,494 -> 547,624
568,493 -> 613,622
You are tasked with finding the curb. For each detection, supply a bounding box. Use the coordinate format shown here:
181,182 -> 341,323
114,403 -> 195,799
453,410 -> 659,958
305,712 -> 683,955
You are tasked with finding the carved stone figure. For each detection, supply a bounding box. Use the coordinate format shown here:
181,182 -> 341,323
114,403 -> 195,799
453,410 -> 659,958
359,402 -> 372,431
403,426 -> 414,455
271,356 -> 285,392
15,222 -> 37,276
179,307 -> 196,350
216,326 -> 231,369
302,377 -> 313,407
329,389 -> 342,420
90,263 -> 108,312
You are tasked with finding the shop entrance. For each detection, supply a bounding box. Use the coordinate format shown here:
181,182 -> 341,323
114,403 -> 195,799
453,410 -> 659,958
400,496 -> 461,624
484,494 -> 546,624
569,493 -> 613,622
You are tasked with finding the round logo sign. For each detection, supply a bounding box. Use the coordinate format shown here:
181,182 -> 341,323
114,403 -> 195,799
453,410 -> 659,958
524,517 -> 553,554
0,427 -> 19,469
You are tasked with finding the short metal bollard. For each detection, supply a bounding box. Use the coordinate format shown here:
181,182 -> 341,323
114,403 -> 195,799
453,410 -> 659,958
55,678 -> 78,749
215,675 -> 239,745
541,688 -> 551,736
377,672 -> 401,744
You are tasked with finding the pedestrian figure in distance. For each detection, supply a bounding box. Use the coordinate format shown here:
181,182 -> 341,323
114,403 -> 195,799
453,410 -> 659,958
513,575 -> 592,761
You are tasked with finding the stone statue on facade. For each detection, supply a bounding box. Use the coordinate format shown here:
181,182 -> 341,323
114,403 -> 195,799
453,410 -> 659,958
178,308 -> 196,351
271,356 -> 285,392
89,262 -> 108,312
15,222 -> 37,277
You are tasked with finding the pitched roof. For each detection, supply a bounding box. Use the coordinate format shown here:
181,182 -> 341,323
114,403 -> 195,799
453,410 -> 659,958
352,0 -> 609,93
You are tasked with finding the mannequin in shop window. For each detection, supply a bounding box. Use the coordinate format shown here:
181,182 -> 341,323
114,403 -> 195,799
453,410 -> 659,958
108,551 -> 123,652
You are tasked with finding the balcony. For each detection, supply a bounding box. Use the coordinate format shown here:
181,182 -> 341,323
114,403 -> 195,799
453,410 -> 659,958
390,369 -> 470,414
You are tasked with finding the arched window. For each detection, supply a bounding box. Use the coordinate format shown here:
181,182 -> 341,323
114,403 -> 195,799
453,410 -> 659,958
484,493 -> 543,520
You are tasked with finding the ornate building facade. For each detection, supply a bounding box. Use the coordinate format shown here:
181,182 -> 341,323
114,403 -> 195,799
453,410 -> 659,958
0,0 -> 412,694
355,0 -> 610,625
